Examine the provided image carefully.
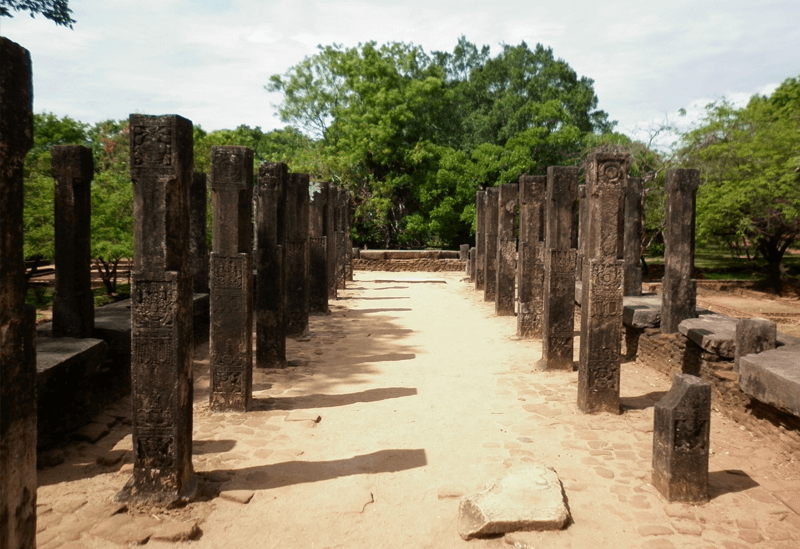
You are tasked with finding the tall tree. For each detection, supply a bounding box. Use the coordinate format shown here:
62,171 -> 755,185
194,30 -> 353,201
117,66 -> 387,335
268,38 -> 611,248
678,76 -> 800,293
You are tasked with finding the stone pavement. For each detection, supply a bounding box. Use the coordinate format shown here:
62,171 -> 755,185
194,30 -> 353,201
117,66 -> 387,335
35,272 -> 800,548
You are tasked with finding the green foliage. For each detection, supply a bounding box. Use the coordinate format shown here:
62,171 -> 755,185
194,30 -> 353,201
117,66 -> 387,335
23,113 -> 134,295
677,76 -> 800,293
268,37 -> 612,248
0,0 -> 75,28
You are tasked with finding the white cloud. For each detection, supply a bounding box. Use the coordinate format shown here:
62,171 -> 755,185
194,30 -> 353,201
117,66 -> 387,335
0,0 -> 797,137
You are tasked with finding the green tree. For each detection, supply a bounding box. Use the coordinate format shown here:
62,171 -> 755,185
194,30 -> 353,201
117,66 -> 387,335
0,0 -> 75,28
88,119 -> 133,295
678,76 -> 800,293
268,38 -> 611,248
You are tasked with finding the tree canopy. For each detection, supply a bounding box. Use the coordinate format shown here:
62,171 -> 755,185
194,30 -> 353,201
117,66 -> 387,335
677,75 -> 800,293
268,37 -> 614,248
0,0 -> 75,28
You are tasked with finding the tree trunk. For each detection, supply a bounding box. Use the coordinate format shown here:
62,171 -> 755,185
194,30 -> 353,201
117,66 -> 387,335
757,239 -> 785,295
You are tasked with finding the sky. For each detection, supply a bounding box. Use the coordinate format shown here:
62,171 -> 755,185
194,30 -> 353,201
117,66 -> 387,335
2,0 -> 799,148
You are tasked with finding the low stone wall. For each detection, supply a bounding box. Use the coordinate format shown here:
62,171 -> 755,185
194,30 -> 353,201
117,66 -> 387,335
633,327 -> 800,455
353,258 -> 467,272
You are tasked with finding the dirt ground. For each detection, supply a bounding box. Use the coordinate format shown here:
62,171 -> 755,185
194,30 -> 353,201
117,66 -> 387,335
35,271 -> 800,548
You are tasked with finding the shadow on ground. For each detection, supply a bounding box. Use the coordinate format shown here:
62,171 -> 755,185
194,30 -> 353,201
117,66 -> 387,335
204,448 -> 427,491
252,387 -> 418,411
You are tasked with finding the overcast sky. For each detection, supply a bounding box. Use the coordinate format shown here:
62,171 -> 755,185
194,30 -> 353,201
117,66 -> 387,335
2,0 -> 798,148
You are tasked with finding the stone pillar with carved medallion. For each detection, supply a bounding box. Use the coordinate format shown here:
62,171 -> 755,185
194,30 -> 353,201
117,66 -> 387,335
209,146 -> 253,411
577,152 -> 630,414
118,114 -> 196,506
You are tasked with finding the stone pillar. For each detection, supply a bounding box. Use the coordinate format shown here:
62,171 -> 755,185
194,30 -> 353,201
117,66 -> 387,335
284,173 -> 310,336
468,247 -> 476,281
576,185 -> 587,281
536,167 -> 578,370
496,183 -> 518,316
483,187 -> 499,303
51,145 -> 94,338
623,177 -> 643,296
652,373 -> 711,502
344,190 -> 353,282
577,152 -> 630,414
119,114 -> 196,506
255,162 -> 287,368
309,183 -> 329,313
661,169 -> 700,333
516,175 -> 546,338
336,188 -> 347,290
475,190 -> 486,291
325,184 -> 337,300
190,172 -> 209,294
459,244 -> 469,261
209,146 -> 253,412
0,37 -> 37,549
734,318 -> 777,373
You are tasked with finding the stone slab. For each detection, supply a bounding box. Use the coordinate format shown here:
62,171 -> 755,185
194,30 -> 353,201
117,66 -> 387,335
679,314 -> 799,359
621,294 -> 662,328
739,345 -> 800,416
458,464 -> 569,540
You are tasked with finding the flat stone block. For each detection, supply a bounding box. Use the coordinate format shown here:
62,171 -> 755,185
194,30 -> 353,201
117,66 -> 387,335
678,314 -> 738,358
622,294 -> 662,328
739,345 -> 800,416
359,250 -> 386,260
458,464 -> 570,540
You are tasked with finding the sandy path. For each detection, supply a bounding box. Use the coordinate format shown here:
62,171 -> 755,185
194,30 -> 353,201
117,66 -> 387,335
35,271 -> 800,548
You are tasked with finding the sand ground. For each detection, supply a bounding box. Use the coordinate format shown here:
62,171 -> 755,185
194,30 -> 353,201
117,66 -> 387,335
35,271 -> 800,548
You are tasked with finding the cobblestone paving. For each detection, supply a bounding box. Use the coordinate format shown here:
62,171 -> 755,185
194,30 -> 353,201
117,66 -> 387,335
35,272 -> 800,548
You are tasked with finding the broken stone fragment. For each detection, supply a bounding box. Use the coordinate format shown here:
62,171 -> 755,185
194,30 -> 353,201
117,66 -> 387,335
457,464 -> 570,540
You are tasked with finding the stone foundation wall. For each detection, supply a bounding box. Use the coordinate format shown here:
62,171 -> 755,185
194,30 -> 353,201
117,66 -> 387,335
633,327 -> 800,455
353,259 -> 467,272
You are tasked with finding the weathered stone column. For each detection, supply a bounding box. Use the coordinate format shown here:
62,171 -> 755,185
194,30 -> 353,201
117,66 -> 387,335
119,114 -> 196,505
536,167 -> 578,370
335,187 -> 347,291
578,152 -> 630,414
652,373 -> 711,502
325,184 -> 337,300
576,185 -> 587,281
309,183 -> 329,313
475,190 -> 486,291
516,175 -> 546,338
209,146 -> 253,412
468,247 -> 476,281
734,318 -> 777,373
51,145 -> 94,338
190,172 -> 209,294
496,183 -> 518,316
661,169 -> 700,333
483,187 -> 499,303
284,173 -> 310,336
255,162 -> 287,368
344,190 -> 354,282
0,37 -> 37,549
623,176 -> 643,296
